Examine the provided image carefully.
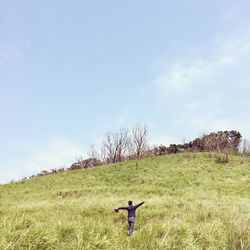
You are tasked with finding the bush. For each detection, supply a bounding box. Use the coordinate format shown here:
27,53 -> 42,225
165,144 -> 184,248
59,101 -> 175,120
215,153 -> 229,164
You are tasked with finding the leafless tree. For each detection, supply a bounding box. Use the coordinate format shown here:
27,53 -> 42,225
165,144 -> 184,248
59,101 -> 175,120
117,128 -> 130,162
87,144 -> 100,159
131,124 -> 149,159
102,133 -> 113,163
102,128 -> 129,163
240,139 -> 250,154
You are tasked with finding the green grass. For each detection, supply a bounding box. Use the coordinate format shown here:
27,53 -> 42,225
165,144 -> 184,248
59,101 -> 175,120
0,152 -> 250,249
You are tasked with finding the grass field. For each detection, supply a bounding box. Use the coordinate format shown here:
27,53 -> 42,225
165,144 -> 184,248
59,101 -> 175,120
0,152 -> 250,249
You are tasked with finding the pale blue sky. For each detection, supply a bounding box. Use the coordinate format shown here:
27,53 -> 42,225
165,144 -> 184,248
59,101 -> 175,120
1,0 -> 250,183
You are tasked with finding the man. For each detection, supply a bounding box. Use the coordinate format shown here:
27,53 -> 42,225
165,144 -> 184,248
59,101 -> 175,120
115,200 -> 144,236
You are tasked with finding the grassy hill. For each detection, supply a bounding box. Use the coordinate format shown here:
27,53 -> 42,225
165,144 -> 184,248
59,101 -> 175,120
0,153 -> 250,250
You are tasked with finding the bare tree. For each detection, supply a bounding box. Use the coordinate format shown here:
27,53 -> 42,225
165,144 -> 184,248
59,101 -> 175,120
131,124 -> 149,159
102,132 -> 114,163
115,128 -> 130,162
101,143 -> 108,163
87,144 -> 100,159
102,128 -> 129,163
240,139 -> 250,154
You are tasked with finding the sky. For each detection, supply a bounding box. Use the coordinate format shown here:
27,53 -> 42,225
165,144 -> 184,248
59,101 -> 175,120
1,0 -> 250,183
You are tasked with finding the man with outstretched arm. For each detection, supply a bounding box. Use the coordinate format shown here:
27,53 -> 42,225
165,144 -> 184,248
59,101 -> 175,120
115,200 -> 145,236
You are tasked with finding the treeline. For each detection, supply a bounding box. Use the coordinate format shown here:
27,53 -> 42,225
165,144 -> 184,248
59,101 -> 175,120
154,130 -> 242,155
28,124 -> 149,178
27,128 -> 245,179
71,124 -> 150,170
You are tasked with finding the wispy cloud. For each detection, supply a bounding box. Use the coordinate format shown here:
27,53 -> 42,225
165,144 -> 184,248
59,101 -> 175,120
29,138 -> 87,170
0,42 -> 31,67
149,18 -> 250,141
0,138 -> 87,184
152,33 -> 250,94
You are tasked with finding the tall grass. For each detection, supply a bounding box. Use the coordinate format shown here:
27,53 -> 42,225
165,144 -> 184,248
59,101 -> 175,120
0,153 -> 249,249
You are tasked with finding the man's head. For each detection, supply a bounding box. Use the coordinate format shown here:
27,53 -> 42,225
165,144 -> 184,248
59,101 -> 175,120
128,200 -> 133,206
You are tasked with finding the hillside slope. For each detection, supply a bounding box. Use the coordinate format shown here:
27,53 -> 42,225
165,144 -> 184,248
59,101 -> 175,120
0,153 -> 250,249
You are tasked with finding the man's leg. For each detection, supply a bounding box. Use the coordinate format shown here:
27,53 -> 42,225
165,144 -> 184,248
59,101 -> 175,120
129,221 -> 134,236
128,219 -> 131,235
128,217 -> 135,236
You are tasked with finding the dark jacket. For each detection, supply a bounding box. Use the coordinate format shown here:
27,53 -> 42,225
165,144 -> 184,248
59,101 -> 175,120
118,202 -> 144,218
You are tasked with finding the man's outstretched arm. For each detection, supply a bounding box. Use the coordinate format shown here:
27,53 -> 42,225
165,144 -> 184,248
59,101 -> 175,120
115,206 -> 128,212
135,201 -> 145,209
117,206 -> 128,210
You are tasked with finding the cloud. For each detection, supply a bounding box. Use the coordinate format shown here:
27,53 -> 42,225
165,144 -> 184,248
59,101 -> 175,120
0,42 -> 30,67
0,138 -> 87,184
30,138 -> 86,169
149,18 -> 250,141
152,33 -> 250,95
